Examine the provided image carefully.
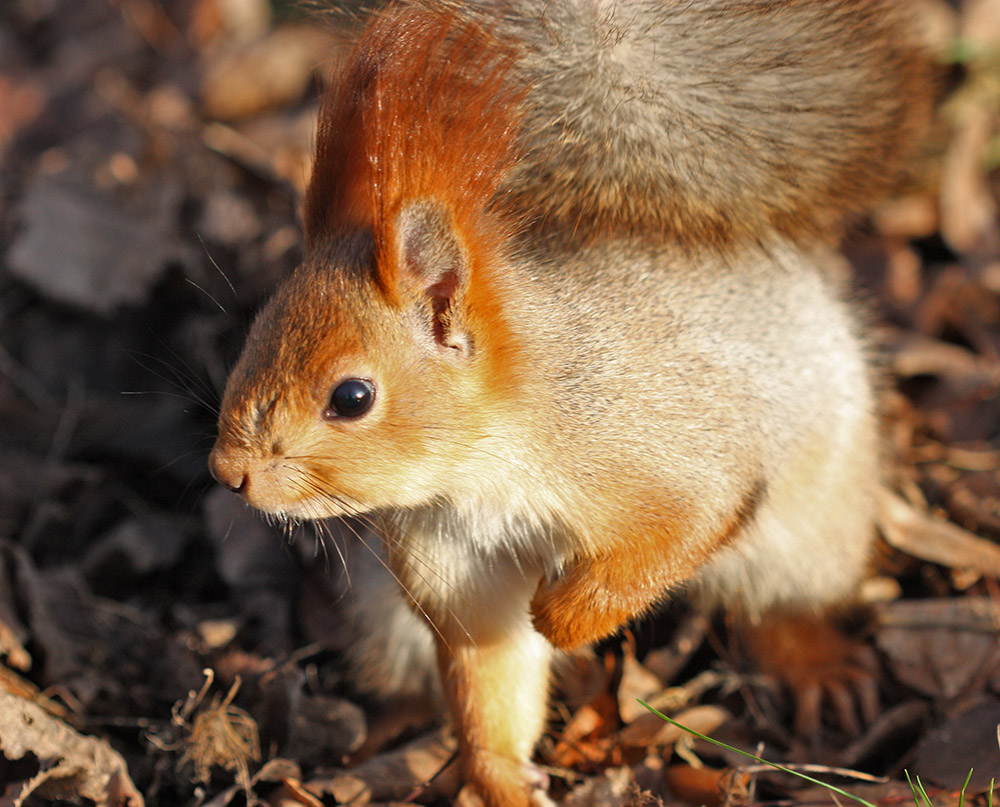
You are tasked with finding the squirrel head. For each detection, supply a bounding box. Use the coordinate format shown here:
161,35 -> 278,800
210,5 -> 530,519
209,204 -> 527,520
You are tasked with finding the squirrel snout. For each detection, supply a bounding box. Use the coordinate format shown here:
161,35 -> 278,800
208,447 -> 248,494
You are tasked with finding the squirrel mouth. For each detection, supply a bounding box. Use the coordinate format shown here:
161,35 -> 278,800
251,494 -> 351,523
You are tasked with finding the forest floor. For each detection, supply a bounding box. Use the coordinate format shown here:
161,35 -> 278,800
1,0 -> 999,805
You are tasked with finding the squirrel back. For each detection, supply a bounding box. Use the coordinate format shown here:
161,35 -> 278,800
306,0 -> 933,248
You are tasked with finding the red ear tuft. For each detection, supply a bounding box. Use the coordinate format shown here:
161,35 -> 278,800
305,2 -> 525,296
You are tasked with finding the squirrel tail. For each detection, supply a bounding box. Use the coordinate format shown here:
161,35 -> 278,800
497,0 -> 935,245
307,0 -> 935,251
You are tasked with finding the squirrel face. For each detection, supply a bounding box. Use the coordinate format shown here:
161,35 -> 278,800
209,210 -> 529,521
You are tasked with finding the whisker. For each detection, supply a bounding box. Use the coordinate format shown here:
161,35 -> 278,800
135,338 -> 220,406
197,233 -> 238,301
347,517 -> 462,651
126,350 -> 219,416
284,475 -> 337,574
313,519 -> 339,578
282,465 -> 473,648
185,277 -> 228,314
151,446 -> 212,475
294,467 -> 465,599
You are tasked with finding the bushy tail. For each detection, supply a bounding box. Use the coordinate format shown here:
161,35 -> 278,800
488,0 -> 935,245
308,0 -> 935,251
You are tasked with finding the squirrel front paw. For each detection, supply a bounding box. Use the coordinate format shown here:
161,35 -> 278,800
454,758 -> 551,807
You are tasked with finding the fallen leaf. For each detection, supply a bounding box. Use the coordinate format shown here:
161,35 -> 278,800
876,598 -> 1000,700
307,732 -> 460,805
549,700 -> 615,768
618,651 -> 665,724
912,697 -> 1000,792
664,764 -> 748,807
878,489 -> 1000,579
887,332 -> 982,380
0,689 -> 143,806
8,172 -> 189,316
562,767 -> 637,807
620,705 -> 731,750
200,25 -> 331,121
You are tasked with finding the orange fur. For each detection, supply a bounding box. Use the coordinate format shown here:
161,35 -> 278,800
438,634 -> 550,807
306,3 -> 525,288
304,4 -> 531,406
534,481 -> 764,648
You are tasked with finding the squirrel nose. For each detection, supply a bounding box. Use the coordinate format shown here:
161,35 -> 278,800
208,447 -> 248,494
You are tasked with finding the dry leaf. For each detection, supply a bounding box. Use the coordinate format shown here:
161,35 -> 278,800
7,173 -> 189,316
562,767 -> 637,807
0,689 -> 143,807
307,732 -> 459,805
618,653 -> 665,724
176,676 -> 261,788
878,489 -> 1000,578
876,598 -> 1000,700
664,764 -> 749,807
620,705 -> 731,750
549,701 -> 614,768
200,25 -> 331,121
912,698 -> 1000,792
888,332 -> 982,379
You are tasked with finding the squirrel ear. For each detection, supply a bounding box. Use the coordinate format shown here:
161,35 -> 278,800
394,202 -> 472,355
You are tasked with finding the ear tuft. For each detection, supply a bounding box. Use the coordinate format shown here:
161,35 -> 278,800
396,203 -> 471,354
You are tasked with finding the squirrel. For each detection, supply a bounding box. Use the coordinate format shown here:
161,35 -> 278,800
208,1 -> 933,804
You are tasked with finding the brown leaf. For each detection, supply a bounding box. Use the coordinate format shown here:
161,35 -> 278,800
878,489 -> 1000,578
7,172 -> 189,316
549,701 -> 615,768
641,613 -> 710,685
200,26 -> 331,121
876,598 -> 1000,700
0,541 -> 80,685
664,764 -> 748,807
789,780 -> 943,807
0,689 -> 143,807
0,73 -> 46,159
618,651 -> 665,724
307,732 -> 460,805
912,697 -> 1000,792
269,775 -> 323,807
562,767 -> 637,807
619,705 -> 731,750
284,694 -> 367,765
887,332 -> 982,380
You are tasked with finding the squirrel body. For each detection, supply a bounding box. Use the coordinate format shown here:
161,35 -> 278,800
209,2 -> 931,803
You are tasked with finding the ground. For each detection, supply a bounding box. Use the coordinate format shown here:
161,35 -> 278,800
0,0 -> 999,805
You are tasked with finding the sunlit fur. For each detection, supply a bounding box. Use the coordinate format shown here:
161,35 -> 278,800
209,2 -> 932,804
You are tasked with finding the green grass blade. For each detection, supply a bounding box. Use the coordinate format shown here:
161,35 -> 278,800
905,769 -> 933,807
637,699 -> 879,807
959,769 -> 974,807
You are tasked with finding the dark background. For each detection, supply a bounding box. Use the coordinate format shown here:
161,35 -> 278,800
1,0 -> 999,804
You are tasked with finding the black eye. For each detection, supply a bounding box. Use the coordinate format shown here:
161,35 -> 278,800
325,378 -> 376,419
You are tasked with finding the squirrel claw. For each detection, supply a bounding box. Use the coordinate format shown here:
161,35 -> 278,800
742,611 -> 879,742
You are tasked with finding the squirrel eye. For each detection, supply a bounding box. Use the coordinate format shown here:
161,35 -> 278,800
325,378 -> 376,420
